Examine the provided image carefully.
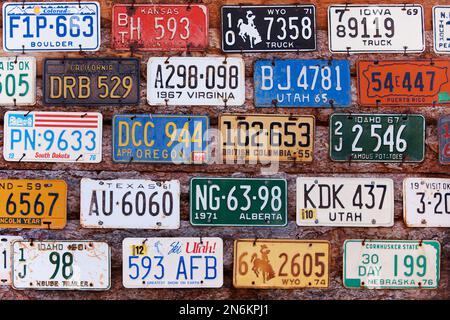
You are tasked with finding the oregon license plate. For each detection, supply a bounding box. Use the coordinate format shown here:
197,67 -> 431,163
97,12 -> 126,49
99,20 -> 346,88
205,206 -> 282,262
439,115 -> 450,164
343,240 -> 440,289
433,6 -> 450,54
0,57 -> 36,106
1,236 -> 22,285
122,237 -> 223,288
2,1 -> 101,52
330,114 -> 425,162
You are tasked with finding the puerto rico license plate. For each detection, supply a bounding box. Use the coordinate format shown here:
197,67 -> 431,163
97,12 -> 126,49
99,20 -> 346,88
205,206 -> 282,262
2,1 -> 101,52
433,6 -> 450,54
190,177 -> 287,226
439,115 -> 450,164
122,237 -> 223,288
0,57 -> 36,106
330,114 -> 425,162
343,240 -> 440,289
254,59 -> 351,107
328,4 -> 424,53
1,236 -> 22,285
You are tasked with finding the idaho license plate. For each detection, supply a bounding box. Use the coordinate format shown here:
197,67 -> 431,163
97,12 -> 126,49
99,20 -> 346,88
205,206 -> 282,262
439,115 -> 450,164
1,236 -> 22,285
433,6 -> 450,54
0,57 -> 36,106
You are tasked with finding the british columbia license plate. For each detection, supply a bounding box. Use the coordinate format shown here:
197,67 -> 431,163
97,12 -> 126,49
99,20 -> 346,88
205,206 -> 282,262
3,111 -> 102,163
190,177 -> 287,226
433,6 -> 450,54
0,57 -> 36,106
254,59 -> 351,107
2,2 -> 100,52
329,114 -> 425,162
343,240 -> 440,289
122,237 -> 223,288
1,236 -> 22,285
439,115 -> 450,164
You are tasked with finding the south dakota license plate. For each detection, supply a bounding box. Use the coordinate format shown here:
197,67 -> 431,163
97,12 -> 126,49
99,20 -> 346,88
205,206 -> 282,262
0,57 -> 36,106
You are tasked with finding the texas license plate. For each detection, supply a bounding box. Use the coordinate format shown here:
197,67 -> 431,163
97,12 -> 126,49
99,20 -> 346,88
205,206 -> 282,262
122,237 -> 223,288
330,114 -> 425,162
3,111 -> 102,163
1,236 -> 22,285
433,6 -> 450,54
254,59 -> 351,107
328,4 -> 425,53
343,240 -> 440,289
2,1 -> 100,52
0,57 -> 36,106
439,115 -> 450,164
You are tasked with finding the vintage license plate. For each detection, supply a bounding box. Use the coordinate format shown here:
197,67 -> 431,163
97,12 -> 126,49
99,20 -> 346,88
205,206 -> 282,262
433,6 -> 450,54
0,57 -> 36,106
343,240 -> 440,289
254,59 -> 351,107
112,4 -> 208,51
439,115 -> 450,164
328,4 -> 424,53
330,114 -> 425,162
296,177 -> 394,227
43,58 -> 140,105
221,5 -> 316,52
1,236 -> 22,285
2,2 -> 100,52
3,111 -> 102,163
122,237 -> 223,288
112,114 -> 208,164
190,177 -> 287,226
147,57 -> 245,106
0,179 -> 67,229
12,240 -> 110,290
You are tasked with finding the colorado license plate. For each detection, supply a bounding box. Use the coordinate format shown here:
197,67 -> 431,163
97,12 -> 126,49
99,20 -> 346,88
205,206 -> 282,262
122,237 -> 223,288
2,2 -> 101,52
330,114 -> 425,162
343,240 -> 440,289
0,57 -> 36,106
433,6 -> 450,54
439,115 -> 450,164
1,236 -> 22,285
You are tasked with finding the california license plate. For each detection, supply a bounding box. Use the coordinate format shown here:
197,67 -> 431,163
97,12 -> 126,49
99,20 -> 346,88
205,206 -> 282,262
1,236 -> 22,285
330,114 -> 425,162
2,1 -> 101,52
433,6 -> 450,54
122,237 -> 223,288
3,111 -> 102,163
0,57 -> 36,106
343,240 -> 440,289
439,115 -> 450,164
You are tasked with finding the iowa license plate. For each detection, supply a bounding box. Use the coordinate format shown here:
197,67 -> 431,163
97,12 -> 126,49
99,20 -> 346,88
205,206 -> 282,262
0,57 -> 36,106
433,6 -> 450,54
439,115 -> 450,164
343,240 -> 440,289
1,236 -> 22,285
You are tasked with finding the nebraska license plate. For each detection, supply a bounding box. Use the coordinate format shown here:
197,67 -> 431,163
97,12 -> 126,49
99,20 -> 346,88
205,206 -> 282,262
0,57 -> 36,106
433,6 -> 450,54
439,115 -> 450,164
1,236 -> 22,285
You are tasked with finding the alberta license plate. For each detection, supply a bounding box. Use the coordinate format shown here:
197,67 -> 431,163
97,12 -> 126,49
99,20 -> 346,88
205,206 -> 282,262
330,114 -> 425,162
0,57 -> 36,106
1,236 -> 22,285
439,115 -> 450,164
433,6 -> 450,54
2,1 -> 100,52
122,237 -> 223,288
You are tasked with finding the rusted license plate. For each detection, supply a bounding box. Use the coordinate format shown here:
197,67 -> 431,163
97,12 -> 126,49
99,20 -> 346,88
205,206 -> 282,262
439,115 -> 450,164
1,236 -> 22,285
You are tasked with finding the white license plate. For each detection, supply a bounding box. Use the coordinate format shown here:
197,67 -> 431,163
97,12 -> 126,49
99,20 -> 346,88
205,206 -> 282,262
0,236 -> 22,286
12,240 -> 111,290
2,2 -> 101,52
433,6 -> 450,54
147,57 -> 245,106
122,237 -> 223,288
80,179 -> 180,229
328,4 -> 425,53
0,57 -> 36,105
3,111 -> 102,163
403,178 -> 450,227
296,177 -> 394,227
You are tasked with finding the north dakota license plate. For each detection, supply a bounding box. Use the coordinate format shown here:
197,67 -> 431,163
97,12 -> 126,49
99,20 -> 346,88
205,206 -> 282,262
1,236 -> 22,285
433,6 -> 450,54
0,57 -> 36,106
439,115 -> 450,164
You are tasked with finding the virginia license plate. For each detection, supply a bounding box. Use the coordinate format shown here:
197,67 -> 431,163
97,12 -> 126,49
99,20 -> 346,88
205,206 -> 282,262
254,59 -> 351,107
330,114 -> 425,162
122,237 -> 223,288
0,57 -> 36,106
343,240 -> 440,289
433,6 -> 450,54
439,115 -> 450,164
1,236 -> 22,285
2,1 -> 101,52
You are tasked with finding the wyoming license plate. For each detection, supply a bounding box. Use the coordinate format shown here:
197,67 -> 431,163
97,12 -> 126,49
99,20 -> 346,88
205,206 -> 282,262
0,57 -> 36,106
1,236 -> 22,285
439,115 -> 450,164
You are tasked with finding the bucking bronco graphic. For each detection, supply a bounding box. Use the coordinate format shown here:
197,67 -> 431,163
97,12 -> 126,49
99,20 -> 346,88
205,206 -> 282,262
251,245 -> 276,283
237,10 -> 262,48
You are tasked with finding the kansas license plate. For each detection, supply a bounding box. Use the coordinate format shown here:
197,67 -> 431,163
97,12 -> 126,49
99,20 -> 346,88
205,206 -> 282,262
330,114 -> 425,162
254,59 -> 351,107
221,5 -> 316,52
328,4 -> 424,53
43,58 -> 140,105
0,179 -> 67,229
190,177 -> 287,226
0,57 -> 36,106
343,240 -> 440,289
2,1 -> 100,52
147,57 -> 245,106
433,6 -> 450,54
3,111 -> 102,163
122,237 -> 223,288
439,115 -> 450,164
1,236 -> 22,285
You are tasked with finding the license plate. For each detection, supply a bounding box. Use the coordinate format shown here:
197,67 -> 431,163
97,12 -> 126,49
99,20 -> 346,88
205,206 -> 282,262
3,111 -> 102,163
221,5 -> 316,52
122,237 -> 223,288
43,58 -> 140,105
112,114 -> 208,164
343,240 -> 440,289
190,177 -> 287,226
146,57 -> 245,106
328,4 -> 424,53
0,57 -> 36,106
2,2 -> 100,52
1,236 -> 22,285
80,179 -> 180,229
433,6 -> 450,54
330,114 -> 425,162
0,179 -> 67,229
254,59 -> 351,107
233,239 -> 330,289
12,240 -> 110,290
439,115 -> 450,164
112,4 -> 208,51
296,177 -> 394,227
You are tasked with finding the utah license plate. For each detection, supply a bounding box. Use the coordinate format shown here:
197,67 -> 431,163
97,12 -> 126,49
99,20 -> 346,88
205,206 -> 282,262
433,6 -> 450,54
0,57 -> 36,106
439,115 -> 450,164
1,236 -> 22,285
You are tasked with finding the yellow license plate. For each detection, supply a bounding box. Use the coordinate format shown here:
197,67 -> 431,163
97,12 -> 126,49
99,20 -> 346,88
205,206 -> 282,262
233,239 -> 330,289
0,180 -> 67,229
